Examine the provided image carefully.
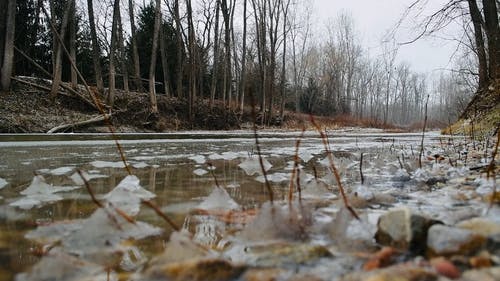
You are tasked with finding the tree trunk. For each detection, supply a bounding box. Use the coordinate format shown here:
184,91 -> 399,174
149,0 -> 161,114
117,12 -> 130,94
221,0 -> 232,106
108,0 -> 120,107
0,0 -> 15,92
70,0 -> 77,89
210,0 -> 221,107
468,0 -> 488,89
482,0 -> 500,80
186,0 -> 197,123
239,0 -> 248,111
173,0 -> 184,99
87,0 -> 104,94
128,0 -> 142,91
160,27 -> 172,96
50,0 -> 74,98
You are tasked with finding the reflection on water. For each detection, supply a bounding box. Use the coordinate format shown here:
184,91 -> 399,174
0,131 -> 446,278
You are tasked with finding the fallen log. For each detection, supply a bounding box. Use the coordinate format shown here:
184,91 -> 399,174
47,114 -> 112,133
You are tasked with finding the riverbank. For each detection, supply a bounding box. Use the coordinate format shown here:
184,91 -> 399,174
0,78 -> 400,133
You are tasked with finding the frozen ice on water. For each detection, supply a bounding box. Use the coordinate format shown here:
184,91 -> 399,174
255,172 -> 289,183
193,168 -> 208,176
10,175 -> 78,209
412,168 -> 430,182
70,171 -> 108,185
238,157 -> 272,176
0,177 -> 7,189
354,184 -> 374,200
189,155 -> 206,164
49,166 -> 74,176
298,150 -> 314,163
10,194 -> 62,210
15,251 -> 118,281
25,220 -> 83,244
132,162 -> 149,169
90,160 -> 126,168
475,178 -> 495,195
103,175 -> 155,215
197,187 -> 240,210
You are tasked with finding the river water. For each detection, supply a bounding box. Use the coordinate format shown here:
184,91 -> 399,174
0,129 -> 493,280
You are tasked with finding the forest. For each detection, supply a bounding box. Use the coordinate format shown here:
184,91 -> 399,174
0,0 -> 497,132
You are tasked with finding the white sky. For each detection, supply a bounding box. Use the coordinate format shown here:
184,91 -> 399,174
313,0 -> 463,74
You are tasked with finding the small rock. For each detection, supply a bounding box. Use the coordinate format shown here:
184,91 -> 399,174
242,268 -> 284,281
461,266 -> 500,281
426,224 -> 486,257
457,217 -> 500,236
430,257 -> 461,279
374,208 -> 439,254
340,264 -> 437,281
146,258 -> 246,281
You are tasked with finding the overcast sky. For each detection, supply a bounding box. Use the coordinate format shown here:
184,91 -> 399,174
313,0 -> 463,74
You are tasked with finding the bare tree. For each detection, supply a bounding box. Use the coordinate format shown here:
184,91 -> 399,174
107,0 -> 120,107
69,0 -> 77,88
128,0 -> 142,91
239,0 -> 248,111
149,0 -> 162,114
0,0 -> 15,92
50,0 -> 74,98
87,0 -> 104,94
210,0 -> 221,106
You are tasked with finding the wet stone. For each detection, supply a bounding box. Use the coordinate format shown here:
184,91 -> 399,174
374,207 -> 439,254
426,224 -> 486,257
339,264 -> 438,281
456,217 -> 500,237
461,266 -> 500,281
145,258 -> 246,281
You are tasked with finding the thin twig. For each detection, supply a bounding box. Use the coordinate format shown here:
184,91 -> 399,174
309,115 -> 360,220
288,128 -> 305,202
360,152 -> 365,185
419,94 -> 430,169
141,200 -> 180,231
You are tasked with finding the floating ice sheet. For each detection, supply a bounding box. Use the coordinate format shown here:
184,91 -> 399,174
238,157 -> 272,176
70,171 -> 108,185
49,166 -> 75,176
255,172 -> 289,183
0,177 -> 7,189
193,168 -> 208,176
189,155 -> 206,164
197,187 -> 240,210
102,175 -> 156,215
90,160 -> 126,168
10,175 -> 79,209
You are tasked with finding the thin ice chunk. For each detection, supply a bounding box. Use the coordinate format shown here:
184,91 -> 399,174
0,177 -> 7,189
197,187 -> 240,210
49,166 -> 74,176
298,150 -> 314,163
189,155 -> 206,164
25,220 -> 83,244
15,251 -> 117,281
90,160 -> 126,168
255,172 -> 289,183
193,168 -> 208,176
238,157 -> 272,176
70,171 -> 108,185
102,175 -> 155,216
132,162 -> 149,169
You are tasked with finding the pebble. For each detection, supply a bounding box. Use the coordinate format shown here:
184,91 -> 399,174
426,224 -> 486,257
375,207 -> 439,254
